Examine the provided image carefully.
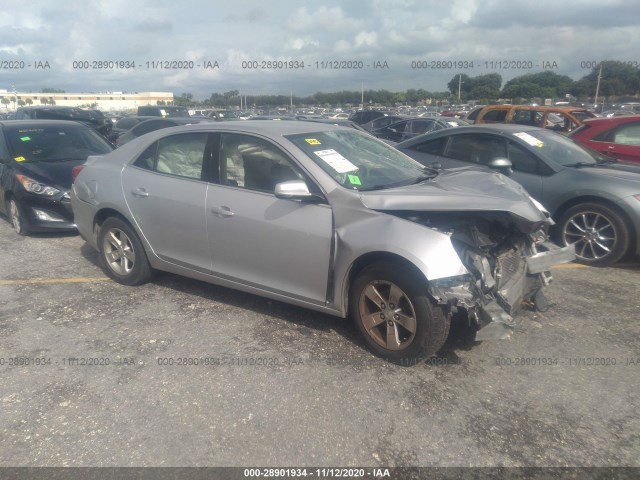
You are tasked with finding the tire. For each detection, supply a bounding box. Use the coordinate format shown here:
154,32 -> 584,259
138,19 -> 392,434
8,197 -> 29,236
99,217 -> 152,285
556,202 -> 630,267
350,262 -> 450,363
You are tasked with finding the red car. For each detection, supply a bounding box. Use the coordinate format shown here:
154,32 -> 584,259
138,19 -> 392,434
570,115 -> 640,163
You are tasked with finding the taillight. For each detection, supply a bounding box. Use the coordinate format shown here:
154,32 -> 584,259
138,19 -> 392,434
71,165 -> 85,183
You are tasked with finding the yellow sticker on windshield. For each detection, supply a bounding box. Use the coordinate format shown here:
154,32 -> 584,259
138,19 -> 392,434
305,138 -> 321,145
14,156 -> 26,162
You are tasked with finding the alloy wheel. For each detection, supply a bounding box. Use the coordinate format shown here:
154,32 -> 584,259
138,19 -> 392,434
102,227 -> 136,276
562,210 -> 616,262
357,280 -> 417,351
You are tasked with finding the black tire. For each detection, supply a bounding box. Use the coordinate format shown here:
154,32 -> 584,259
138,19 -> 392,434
8,197 -> 29,236
556,202 -> 630,267
350,262 -> 450,363
99,217 -> 152,285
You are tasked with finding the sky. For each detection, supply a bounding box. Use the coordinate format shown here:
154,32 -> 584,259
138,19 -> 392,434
1,0 -> 639,99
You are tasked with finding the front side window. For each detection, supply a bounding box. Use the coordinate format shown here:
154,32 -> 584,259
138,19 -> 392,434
507,141 -> 541,174
219,133 -> 304,192
408,137 -> 447,155
445,134 -> 506,164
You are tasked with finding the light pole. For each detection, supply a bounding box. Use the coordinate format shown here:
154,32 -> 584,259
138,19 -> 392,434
594,63 -> 603,110
457,74 -> 463,102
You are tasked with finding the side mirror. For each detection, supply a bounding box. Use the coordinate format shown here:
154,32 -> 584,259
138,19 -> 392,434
488,157 -> 513,176
274,180 -> 322,202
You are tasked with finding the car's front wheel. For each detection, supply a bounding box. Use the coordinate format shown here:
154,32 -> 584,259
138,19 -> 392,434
350,262 -> 450,363
99,217 -> 152,285
8,197 -> 29,236
557,202 -> 629,267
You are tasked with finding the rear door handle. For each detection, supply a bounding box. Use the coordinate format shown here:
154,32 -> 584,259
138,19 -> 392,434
131,188 -> 149,198
211,206 -> 234,217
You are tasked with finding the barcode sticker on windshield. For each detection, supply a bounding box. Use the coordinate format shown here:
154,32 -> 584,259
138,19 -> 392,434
514,132 -> 544,148
314,149 -> 358,173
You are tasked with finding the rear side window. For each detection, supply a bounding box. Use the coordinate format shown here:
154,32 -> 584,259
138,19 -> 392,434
132,133 -> 208,180
595,122 -> 640,145
481,109 -> 508,123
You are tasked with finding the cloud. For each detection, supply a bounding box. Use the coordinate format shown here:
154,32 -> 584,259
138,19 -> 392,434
286,6 -> 363,32
0,0 -> 636,98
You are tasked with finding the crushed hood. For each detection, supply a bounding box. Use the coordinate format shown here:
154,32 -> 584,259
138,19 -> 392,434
359,167 -> 549,225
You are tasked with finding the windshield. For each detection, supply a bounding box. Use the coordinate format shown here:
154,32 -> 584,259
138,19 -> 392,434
513,129 -> 600,166
5,124 -> 113,163
286,130 -> 431,190
160,107 -> 190,117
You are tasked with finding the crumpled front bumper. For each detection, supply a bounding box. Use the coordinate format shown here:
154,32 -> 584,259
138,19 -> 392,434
526,241 -> 576,274
429,240 -> 576,341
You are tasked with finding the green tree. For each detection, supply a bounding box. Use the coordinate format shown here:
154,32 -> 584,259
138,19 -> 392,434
579,61 -> 640,97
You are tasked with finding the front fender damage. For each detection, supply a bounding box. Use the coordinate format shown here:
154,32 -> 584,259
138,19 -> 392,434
396,212 -> 576,341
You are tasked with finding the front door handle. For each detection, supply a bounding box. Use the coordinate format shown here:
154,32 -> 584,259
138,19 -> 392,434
211,206 -> 234,217
131,188 -> 149,198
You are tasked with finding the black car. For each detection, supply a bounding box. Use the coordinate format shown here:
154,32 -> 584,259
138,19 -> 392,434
108,115 -> 157,144
396,124 -> 640,266
0,120 -> 114,234
136,105 -> 191,117
373,117 -> 468,142
348,110 -> 387,125
14,106 -> 113,138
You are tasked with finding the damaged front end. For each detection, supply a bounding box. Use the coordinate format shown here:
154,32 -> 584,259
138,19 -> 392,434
398,212 -> 575,341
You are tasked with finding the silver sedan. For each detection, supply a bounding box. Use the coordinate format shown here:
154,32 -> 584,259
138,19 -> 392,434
71,121 -> 574,362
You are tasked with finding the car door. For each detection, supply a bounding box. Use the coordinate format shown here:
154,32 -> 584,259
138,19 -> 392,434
206,132 -> 333,304
440,133 -> 546,200
595,121 -> 640,161
122,132 -> 213,272
505,140 -> 545,201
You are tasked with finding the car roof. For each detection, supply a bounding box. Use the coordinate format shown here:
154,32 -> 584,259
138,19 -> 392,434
394,124 -> 544,147
582,114 -> 640,125
121,119 -> 349,140
0,119 -> 91,129
480,105 -> 591,113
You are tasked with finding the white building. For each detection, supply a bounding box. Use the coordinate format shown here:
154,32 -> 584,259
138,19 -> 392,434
0,91 -> 174,112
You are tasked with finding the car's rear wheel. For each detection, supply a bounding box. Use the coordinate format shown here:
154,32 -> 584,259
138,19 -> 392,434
350,262 -> 449,363
557,202 -> 629,267
99,217 -> 152,285
8,198 -> 28,236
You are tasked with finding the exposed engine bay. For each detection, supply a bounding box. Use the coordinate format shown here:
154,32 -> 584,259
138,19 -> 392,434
388,211 -> 571,340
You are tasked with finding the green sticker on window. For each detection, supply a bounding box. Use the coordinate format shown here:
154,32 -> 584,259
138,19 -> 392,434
20,136 -> 31,141
348,174 -> 362,185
